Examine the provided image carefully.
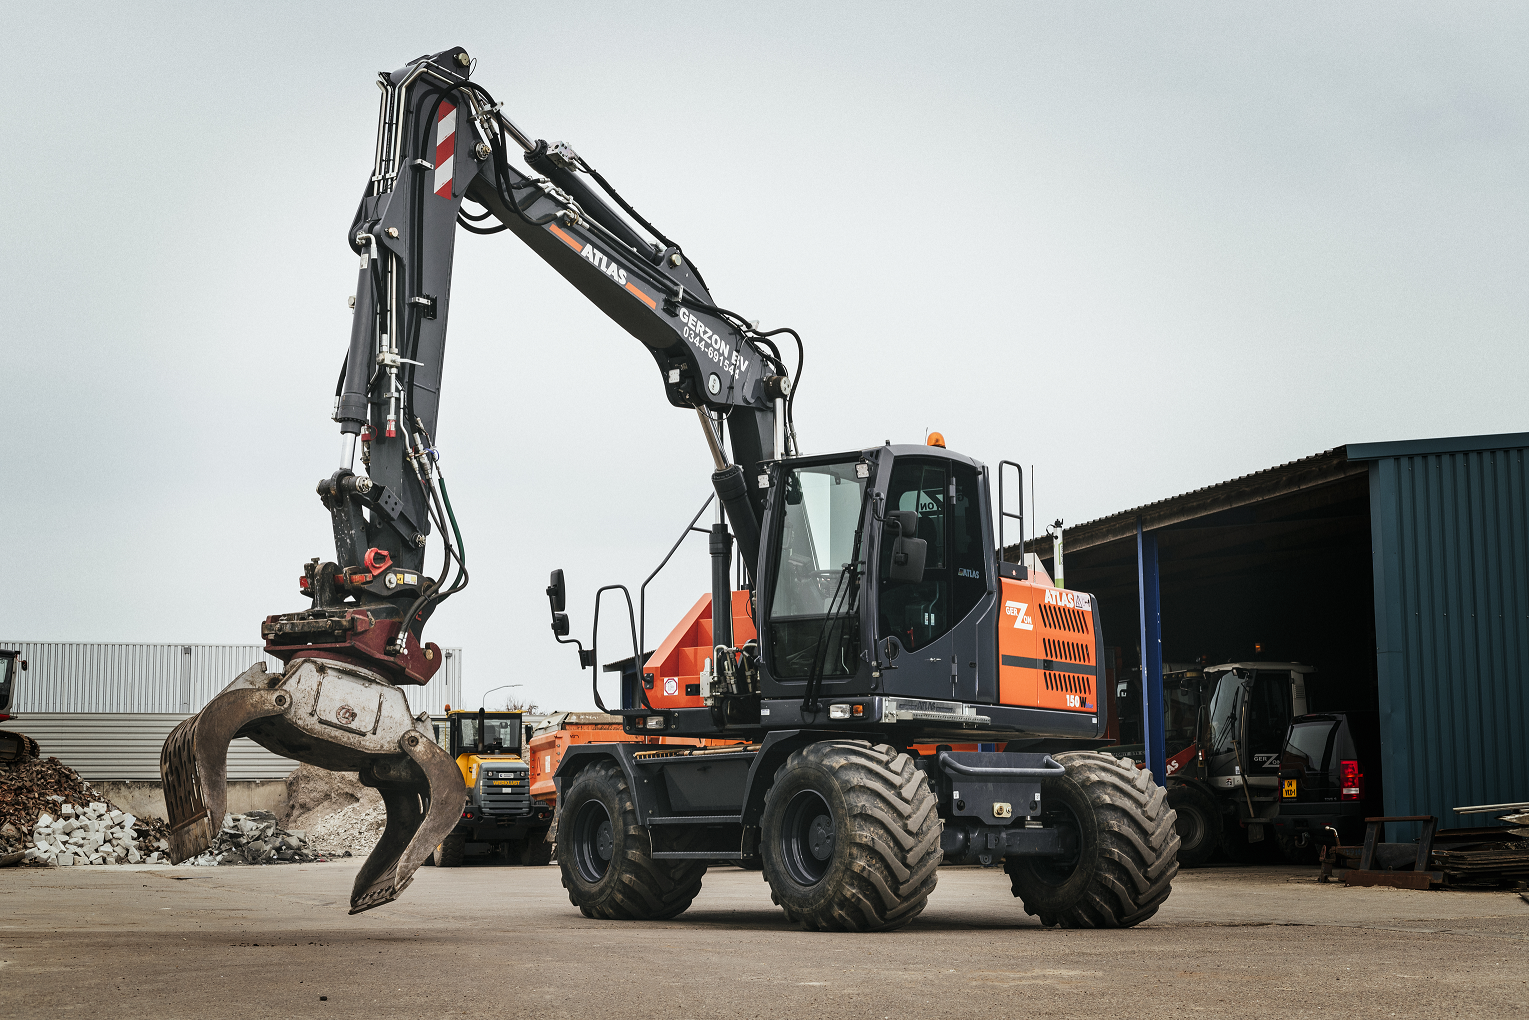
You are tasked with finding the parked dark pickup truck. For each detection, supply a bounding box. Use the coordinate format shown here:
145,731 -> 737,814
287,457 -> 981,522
1272,711 -> 1383,853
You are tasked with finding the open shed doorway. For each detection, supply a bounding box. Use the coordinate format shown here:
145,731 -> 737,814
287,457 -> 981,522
1062,471 -> 1378,717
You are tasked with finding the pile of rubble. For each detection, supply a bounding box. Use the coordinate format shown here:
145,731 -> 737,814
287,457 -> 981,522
24,801 -> 169,866
0,759 -> 387,868
282,763 -> 385,858
2,756 -> 111,833
183,809 -> 350,866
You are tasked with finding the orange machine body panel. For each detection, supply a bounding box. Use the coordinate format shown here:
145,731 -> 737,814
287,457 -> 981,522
911,743 -> 983,756
527,715 -> 742,807
997,578 -> 1100,717
642,590 -> 756,710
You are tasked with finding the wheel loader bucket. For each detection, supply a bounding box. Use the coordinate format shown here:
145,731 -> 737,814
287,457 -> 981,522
160,658 -> 466,912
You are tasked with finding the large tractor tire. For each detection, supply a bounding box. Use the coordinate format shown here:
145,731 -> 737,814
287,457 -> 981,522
557,759 -> 705,920
1167,783 -> 1221,868
760,740 -> 941,932
433,832 -> 466,868
515,832 -> 554,866
1005,750 -> 1179,928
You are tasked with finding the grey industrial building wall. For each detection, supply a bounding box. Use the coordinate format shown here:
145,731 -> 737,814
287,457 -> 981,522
1,641 -> 463,715
1,641 -> 464,782
16,714 -> 296,781
1359,437 -> 1529,832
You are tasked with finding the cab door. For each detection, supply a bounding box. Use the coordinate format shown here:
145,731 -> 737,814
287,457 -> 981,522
871,456 -> 995,702
1246,670 -> 1294,783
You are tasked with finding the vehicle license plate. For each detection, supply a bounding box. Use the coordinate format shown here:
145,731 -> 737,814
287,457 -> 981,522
1282,779 -> 1297,799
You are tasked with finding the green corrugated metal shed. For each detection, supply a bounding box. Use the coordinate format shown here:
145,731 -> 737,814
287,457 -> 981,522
1028,429 -> 1529,839
1351,433 -> 1529,834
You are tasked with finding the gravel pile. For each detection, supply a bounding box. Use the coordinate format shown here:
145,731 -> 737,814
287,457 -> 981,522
302,798 -> 385,857
282,764 -> 384,858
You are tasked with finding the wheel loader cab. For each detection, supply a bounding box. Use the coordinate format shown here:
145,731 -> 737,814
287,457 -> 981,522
756,445 -> 1000,704
445,710 -> 528,786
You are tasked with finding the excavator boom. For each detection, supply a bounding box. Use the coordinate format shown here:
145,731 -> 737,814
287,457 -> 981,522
160,47 -> 797,910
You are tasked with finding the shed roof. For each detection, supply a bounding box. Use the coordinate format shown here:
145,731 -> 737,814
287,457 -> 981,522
1022,430 -> 1529,558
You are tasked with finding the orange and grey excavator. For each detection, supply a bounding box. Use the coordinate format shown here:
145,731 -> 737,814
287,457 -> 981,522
164,48 -> 1177,927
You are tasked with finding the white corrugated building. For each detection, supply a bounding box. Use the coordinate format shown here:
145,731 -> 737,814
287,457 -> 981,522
1,641 -> 463,781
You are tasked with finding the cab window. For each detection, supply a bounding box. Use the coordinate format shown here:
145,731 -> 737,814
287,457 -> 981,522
451,715 -> 521,755
767,460 -> 867,680
877,458 -> 987,652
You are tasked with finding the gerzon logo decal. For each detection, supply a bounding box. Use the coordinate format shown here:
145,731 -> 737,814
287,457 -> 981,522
1004,601 -> 1033,630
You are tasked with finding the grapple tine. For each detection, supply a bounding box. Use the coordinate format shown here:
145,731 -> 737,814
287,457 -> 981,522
160,671 -> 290,864
349,731 -> 465,914
163,655 -> 464,909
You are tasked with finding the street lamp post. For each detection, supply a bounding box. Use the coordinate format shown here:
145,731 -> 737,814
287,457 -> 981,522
479,684 -> 523,709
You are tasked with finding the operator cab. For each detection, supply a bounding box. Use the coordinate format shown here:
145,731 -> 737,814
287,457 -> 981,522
755,443 -> 999,704
1202,663 -> 1314,787
448,711 -> 526,758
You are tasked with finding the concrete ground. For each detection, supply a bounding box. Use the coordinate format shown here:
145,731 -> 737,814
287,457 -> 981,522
2,860 -> 1525,1019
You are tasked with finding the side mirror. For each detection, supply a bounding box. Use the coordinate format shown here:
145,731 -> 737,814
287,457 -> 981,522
547,569 -> 566,612
551,612 -> 570,637
19,660 -> 27,671
885,510 -> 926,583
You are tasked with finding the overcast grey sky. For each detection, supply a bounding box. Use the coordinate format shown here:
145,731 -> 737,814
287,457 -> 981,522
4,3 -> 1525,711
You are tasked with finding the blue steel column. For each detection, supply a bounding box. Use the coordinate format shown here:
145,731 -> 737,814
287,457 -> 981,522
1136,517 -> 1166,785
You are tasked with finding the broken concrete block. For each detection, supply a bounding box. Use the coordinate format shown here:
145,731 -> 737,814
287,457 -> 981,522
60,804 -> 75,818
58,854 -> 74,866
126,848 -> 140,863
37,813 -> 54,827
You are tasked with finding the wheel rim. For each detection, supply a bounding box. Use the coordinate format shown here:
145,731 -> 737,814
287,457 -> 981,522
1028,799 -> 1083,882
780,789 -> 835,886
1176,802 -> 1207,851
573,799 -> 614,882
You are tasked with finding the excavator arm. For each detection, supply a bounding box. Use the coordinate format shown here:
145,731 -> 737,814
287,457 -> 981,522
161,47 -> 799,911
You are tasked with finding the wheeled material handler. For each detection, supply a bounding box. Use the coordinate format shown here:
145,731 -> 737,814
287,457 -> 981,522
160,47 -> 1179,926
1112,662 -> 1314,865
